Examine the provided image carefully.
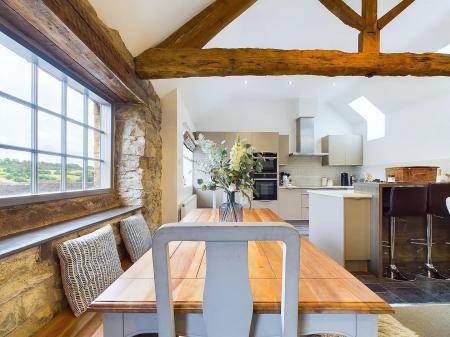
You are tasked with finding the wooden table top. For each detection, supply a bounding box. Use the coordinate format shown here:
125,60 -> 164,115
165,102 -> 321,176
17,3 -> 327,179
90,208 -> 392,314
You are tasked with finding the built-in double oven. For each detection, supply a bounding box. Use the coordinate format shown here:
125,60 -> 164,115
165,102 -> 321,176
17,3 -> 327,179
253,152 -> 278,201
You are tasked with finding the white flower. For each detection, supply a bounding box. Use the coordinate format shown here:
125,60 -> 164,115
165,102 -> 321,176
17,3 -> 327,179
230,138 -> 244,171
228,184 -> 237,192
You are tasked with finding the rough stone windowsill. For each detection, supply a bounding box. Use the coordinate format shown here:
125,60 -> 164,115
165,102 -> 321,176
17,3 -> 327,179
0,205 -> 142,259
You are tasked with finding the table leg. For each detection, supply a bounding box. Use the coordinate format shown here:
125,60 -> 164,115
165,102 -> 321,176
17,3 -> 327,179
103,313 -> 124,337
356,314 -> 378,337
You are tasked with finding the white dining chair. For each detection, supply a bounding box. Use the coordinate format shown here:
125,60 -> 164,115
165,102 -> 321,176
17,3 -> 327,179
152,222 -> 300,337
446,197 -> 450,214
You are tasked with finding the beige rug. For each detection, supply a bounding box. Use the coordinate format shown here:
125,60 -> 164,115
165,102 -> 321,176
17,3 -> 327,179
319,314 -> 419,337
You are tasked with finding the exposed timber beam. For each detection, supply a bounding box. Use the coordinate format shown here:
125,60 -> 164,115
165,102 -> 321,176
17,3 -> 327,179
135,48 -> 450,79
359,0 -> 379,53
378,0 -> 415,30
0,0 -> 151,104
318,0 -> 364,30
155,0 -> 256,48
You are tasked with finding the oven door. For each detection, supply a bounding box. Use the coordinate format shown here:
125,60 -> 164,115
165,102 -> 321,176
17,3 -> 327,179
260,157 -> 277,173
253,179 -> 278,201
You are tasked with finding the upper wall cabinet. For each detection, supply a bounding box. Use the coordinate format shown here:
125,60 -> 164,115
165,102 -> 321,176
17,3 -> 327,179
278,135 -> 289,165
252,132 -> 279,153
321,135 -> 363,166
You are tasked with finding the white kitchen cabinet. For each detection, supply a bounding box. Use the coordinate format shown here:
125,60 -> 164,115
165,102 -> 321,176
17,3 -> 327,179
321,135 -> 363,166
251,200 -> 279,214
278,189 -> 302,220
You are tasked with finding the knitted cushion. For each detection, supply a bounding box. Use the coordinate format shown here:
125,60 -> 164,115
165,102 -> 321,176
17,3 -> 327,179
120,214 -> 152,262
57,225 -> 123,317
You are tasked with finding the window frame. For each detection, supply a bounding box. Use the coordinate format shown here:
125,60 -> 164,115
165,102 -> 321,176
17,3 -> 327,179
0,31 -> 113,207
182,143 -> 194,188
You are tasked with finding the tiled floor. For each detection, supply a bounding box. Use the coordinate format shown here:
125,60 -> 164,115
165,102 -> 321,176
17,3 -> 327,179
355,273 -> 450,304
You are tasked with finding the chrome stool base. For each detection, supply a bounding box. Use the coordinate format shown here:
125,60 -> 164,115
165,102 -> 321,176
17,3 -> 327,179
423,263 -> 449,280
384,265 -> 416,281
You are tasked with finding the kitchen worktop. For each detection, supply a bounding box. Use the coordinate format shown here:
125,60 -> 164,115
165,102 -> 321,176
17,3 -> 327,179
308,190 -> 372,199
279,185 -> 354,190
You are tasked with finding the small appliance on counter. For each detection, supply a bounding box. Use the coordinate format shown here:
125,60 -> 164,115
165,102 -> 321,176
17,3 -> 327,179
340,172 -> 350,186
279,171 -> 290,186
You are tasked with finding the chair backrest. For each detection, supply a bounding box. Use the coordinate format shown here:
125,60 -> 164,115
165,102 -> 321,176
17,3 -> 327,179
388,186 -> 428,217
152,222 -> 300,337
446,197 -> 450,216
427,183 -> 450,217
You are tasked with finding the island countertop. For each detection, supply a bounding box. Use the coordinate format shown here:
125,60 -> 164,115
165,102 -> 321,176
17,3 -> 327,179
307,190 -> 372,199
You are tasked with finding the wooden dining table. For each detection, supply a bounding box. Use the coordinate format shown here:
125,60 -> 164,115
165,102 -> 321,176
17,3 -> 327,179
90,208 -> 392,337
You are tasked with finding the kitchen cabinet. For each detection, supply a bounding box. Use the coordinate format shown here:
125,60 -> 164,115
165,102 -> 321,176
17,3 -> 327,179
252,200 -> 279,214
278,135 -> 289,165
278,188 -> 309,220
278,189 -> 302,220
252,132 -> 279,153
309,190 -> 371,269
321,135 -> 363,166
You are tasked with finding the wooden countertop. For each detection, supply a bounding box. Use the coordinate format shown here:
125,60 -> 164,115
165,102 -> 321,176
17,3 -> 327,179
90,208 -> 392,314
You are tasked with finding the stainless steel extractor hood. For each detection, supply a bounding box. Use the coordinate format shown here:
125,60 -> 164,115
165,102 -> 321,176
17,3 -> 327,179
290,117 -> 328,156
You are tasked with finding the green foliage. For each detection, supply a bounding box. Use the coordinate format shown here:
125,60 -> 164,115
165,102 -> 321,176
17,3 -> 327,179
0,158 -> 88,184
196,134 -> 264,205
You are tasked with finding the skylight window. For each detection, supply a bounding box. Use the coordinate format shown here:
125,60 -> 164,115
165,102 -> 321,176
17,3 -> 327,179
437,44 -> 450,54
349,96 -> 385,141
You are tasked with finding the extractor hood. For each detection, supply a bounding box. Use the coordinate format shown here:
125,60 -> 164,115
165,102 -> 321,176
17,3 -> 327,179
290,117 -> 328,157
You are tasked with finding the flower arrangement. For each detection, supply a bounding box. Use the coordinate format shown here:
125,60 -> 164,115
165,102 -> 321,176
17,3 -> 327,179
196,134 -> 264,207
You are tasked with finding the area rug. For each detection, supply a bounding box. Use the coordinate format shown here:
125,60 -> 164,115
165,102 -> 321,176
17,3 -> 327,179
317,314 -> 419,337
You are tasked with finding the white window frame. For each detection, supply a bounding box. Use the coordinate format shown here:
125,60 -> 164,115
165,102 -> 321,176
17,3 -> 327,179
0,31 -> 112,207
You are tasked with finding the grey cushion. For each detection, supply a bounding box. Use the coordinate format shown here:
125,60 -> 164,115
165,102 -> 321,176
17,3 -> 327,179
120,214 -> 152,262
57,225 -> 123,317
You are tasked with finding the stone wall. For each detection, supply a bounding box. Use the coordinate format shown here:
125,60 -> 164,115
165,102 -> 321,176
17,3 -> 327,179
0,87 -> 162,336
115,88 -> 163,232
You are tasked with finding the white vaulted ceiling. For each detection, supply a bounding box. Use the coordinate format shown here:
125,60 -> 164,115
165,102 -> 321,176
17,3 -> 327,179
89,0 -> 450,127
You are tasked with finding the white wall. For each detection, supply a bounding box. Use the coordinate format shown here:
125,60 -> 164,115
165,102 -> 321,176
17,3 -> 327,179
359,93 -> 450,179
161,89 -> 196,223
194,97 -> 354,153
194,98 -> 295,134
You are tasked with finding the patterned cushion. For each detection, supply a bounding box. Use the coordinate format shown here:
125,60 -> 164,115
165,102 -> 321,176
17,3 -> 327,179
120,214 -> 152,262
57,225 -> 123,317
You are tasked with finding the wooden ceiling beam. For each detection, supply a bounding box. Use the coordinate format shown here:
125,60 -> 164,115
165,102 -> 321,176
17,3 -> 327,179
0,0 -> 151,104
135,48 -> 450,79
318,0 -> 364,31
377,0 -> 415,30
359,0 -> 379,53
155,0 -> 256,48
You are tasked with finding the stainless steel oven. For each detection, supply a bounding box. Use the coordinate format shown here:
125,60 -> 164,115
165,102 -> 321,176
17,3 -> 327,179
253,174 -> 278,201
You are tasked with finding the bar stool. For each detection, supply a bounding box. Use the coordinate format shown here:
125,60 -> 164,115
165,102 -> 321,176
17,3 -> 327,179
384,186 -> 428,281
447,197 -> 450,247
412,184 -> 450,279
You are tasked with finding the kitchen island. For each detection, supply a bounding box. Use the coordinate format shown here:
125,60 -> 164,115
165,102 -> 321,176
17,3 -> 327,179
309,190 -> 372,271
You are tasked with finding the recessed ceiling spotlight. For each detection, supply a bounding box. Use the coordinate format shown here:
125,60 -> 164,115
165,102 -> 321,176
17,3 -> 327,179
332,82 -> 337,87
243,80 -> 248,85
288,80 -> 293,85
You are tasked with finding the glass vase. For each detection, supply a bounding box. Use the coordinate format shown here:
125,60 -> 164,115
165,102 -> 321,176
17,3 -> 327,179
219,192 -> 243,222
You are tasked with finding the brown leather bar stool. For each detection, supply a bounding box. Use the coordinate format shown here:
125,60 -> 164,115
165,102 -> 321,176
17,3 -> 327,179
384,186 -> 428,281
411,184 -> 450,279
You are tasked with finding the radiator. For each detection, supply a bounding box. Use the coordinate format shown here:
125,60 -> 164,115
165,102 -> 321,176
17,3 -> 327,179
180,194 -> 198,218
